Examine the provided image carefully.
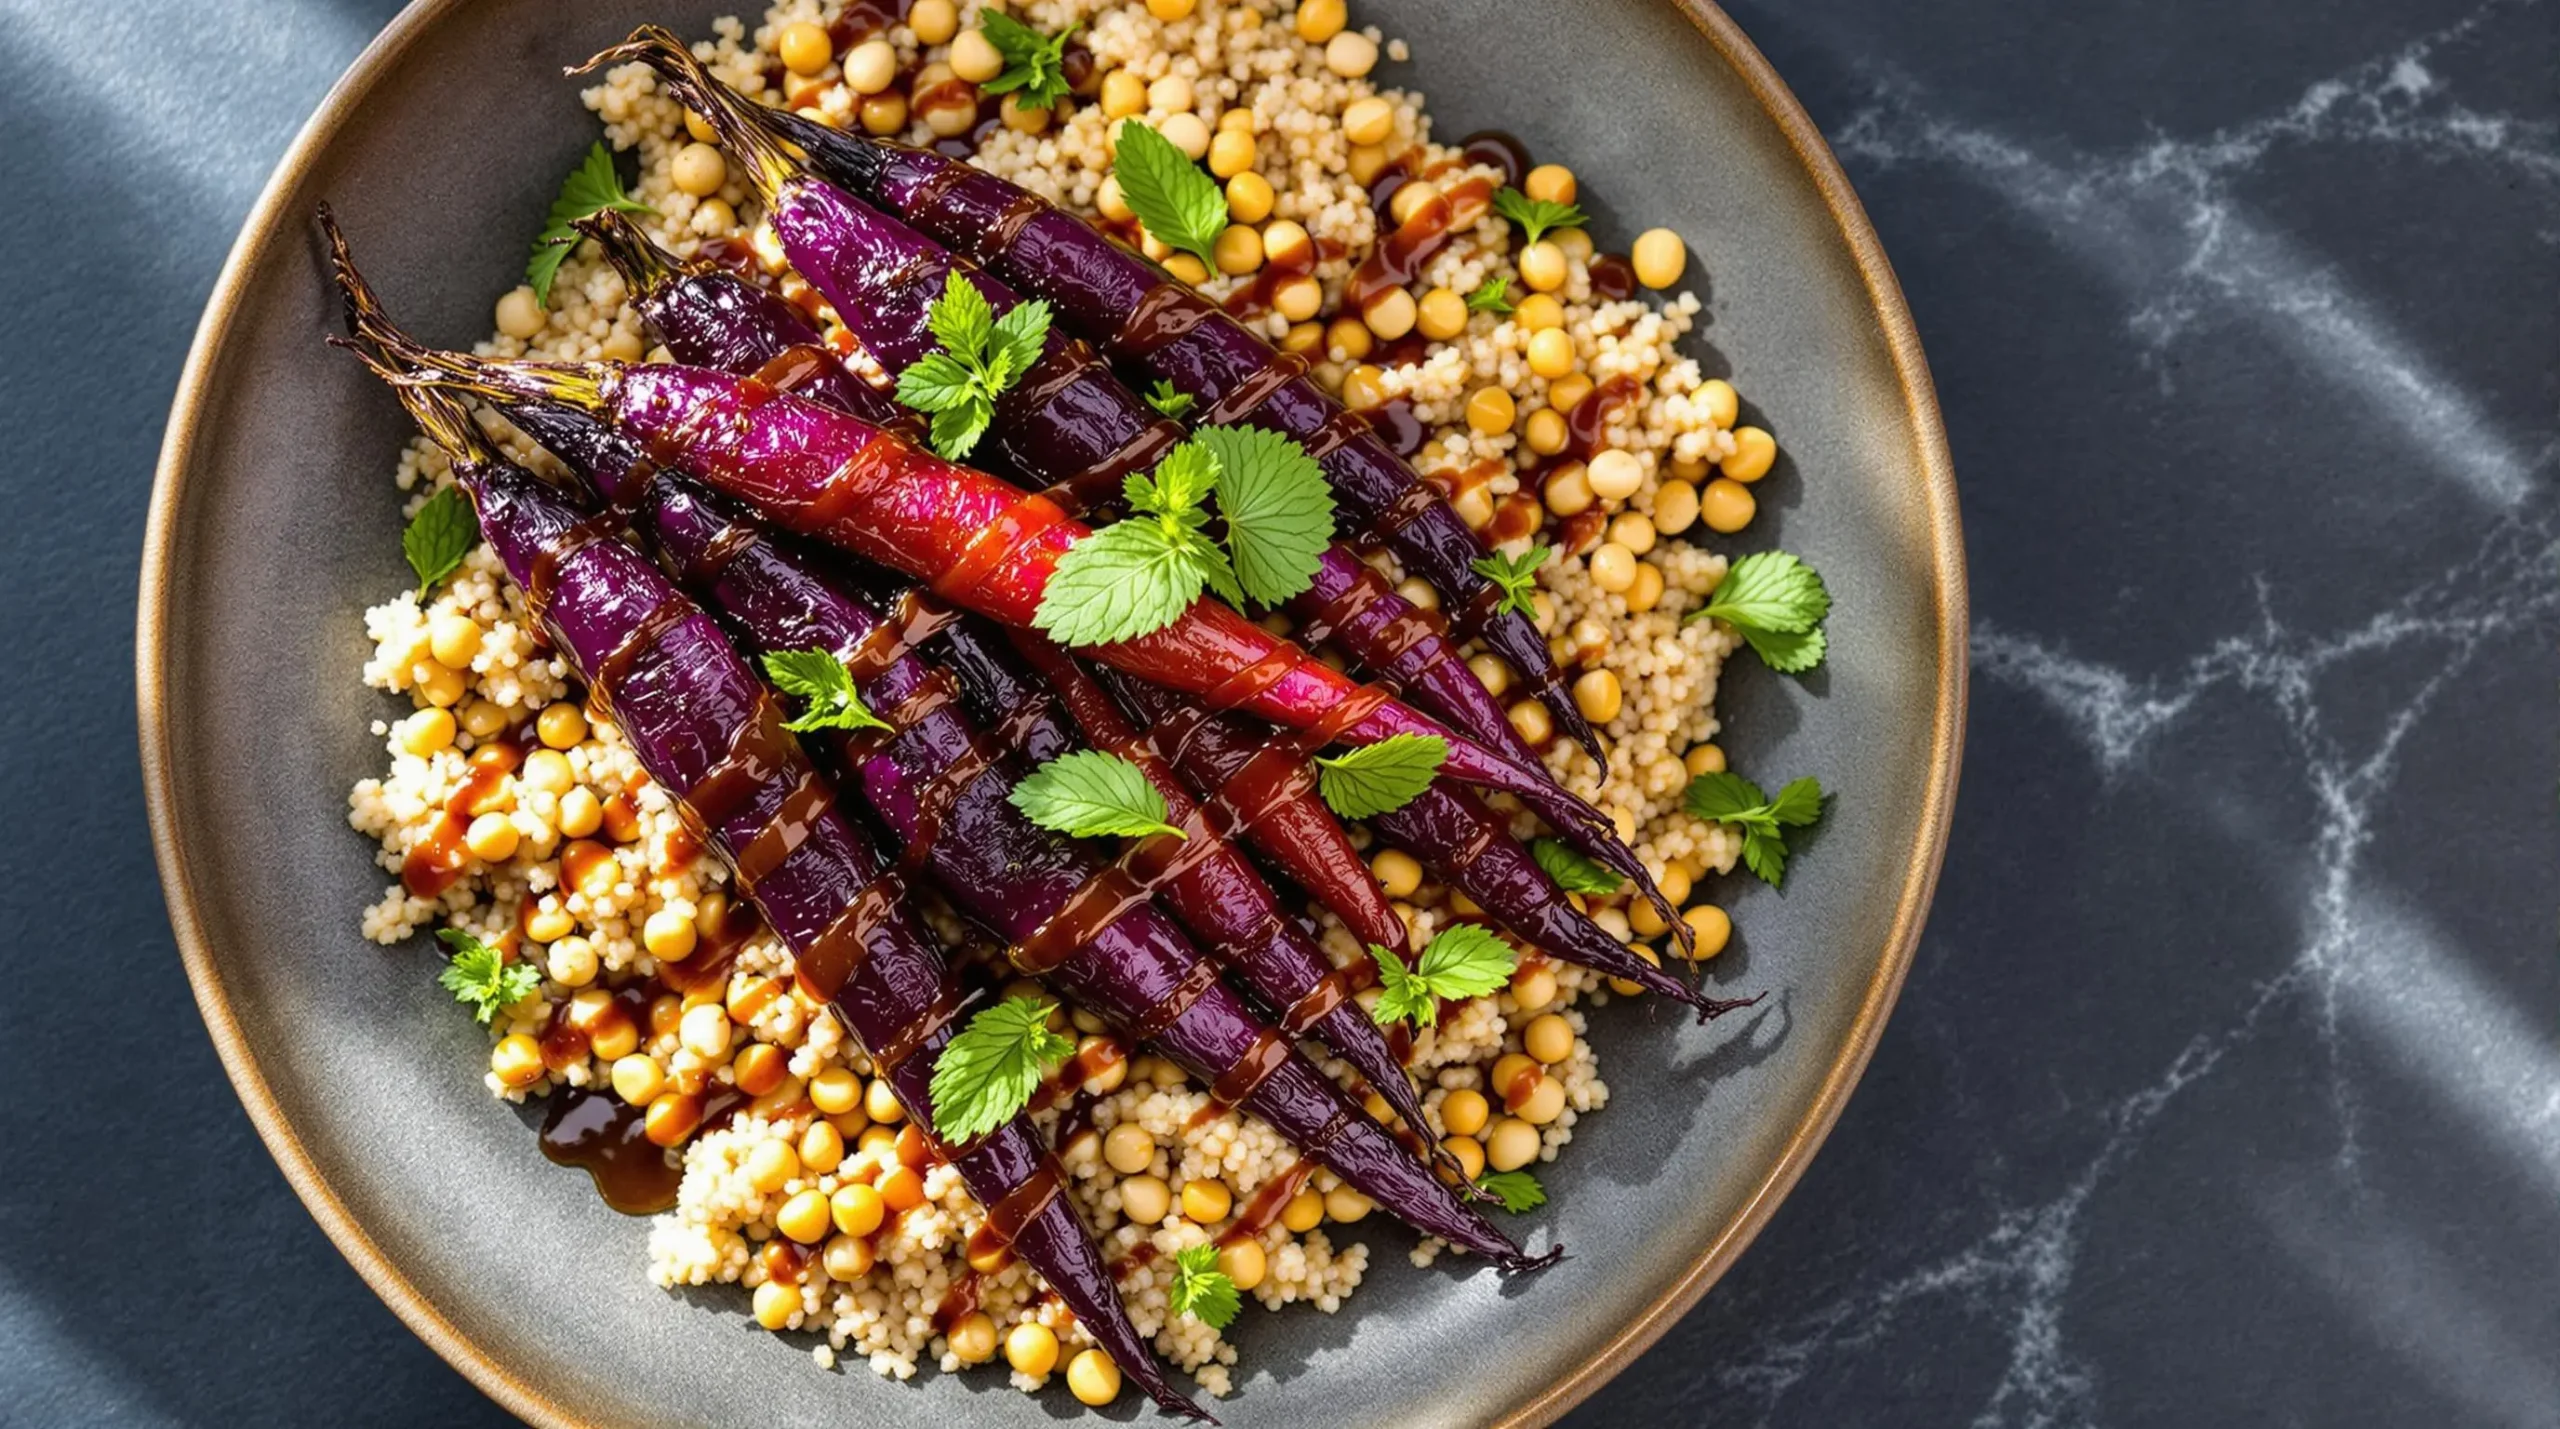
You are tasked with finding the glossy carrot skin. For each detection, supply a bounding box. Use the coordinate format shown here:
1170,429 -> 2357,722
1007,631 -> 1429,1134
639,479 -> 1530,1268
766,108 -> 1604,759
359,406 -> 1201,1419
747,168 -> 1536,765
916,619 -> 1412,959
1106,678 -> 1730,1016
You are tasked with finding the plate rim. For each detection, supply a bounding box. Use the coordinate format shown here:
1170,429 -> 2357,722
135,2 -> 1966,1424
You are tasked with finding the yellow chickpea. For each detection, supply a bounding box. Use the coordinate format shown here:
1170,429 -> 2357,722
1181,1178 -> 1233,1225
610,1053 -> 664,1105
1281,1187 -> 1326,1233
1218,1238 -> 1268,1293
1723,425 -> 1778,483
809,1066 -> 862,1116
1363,288 -> 1417,341
799,1120 -> 845,1175
397,707 -> 456,757
1632,227 -> 1688,288
684,108 -> 718,144
1684,743 -> 1728,777
1507,699 -> 1554,748
1588,542 -> 1637,594
1608,944 -> 1663,997
1208,127 -> 1257,178
553,787 -> 600,839
1295,0 -> 1347,42
948,1311 -> 998,1363
777,21 -> 832,75
1526,327 -> 1575,379
524,902 -> 573,945
1515,293 -> 1565,331
1388,179 -> 1441,229
1466,655 -> 1513,700
427,613 -> 482,670
1523,163 -> 1577,206
1415,286 -> 1468,341
1511,963 -> 1558,1013
1099,68 -> 1147,118
1683,904 -> 1733,960
1088,1124 -> 1148,1177
1586,448 -> 1643,501
751,1280 -> 798,1331
1120,1173 -> 1172,1224
494,286 -> 545,337
1213,223 -> 1265,276
910,0 -> 958,42
1000,93 -> 1053,135
1225,171 -> 1275,223
1546,373 -> 1594,416
1625,561 -> 1665,613
823,1233 -> 875,1281
1440,1134 -> 1487,1182
1007,1322 -> 1062,1378
746,1137 -> 802,1195
489,1032 -> 546,1089
1316,316 -> 1370,364
1460,386 -> 1516,436
416,661 -> 466,708
1522,1013 -> 1576,1065
463,812 -> 519,863
1572,668 -> 1622,724
858,92 -> 908,136
1543,461 -> 1593,516
1160,111 -> 1212,159
1340,364 -> 1391,411
1324,1185 -> 1373,1223
670,143 -> 727,199
1325,29 -> 1378,77
831,1182 -> 886,1237
864,1076 -> 905,1124
1272,274 -> 1323,323
1608,511 -> 1658,556
1439,1087 -> 1490,1138
457,698 -> 508,740
1059,1346 -> 1121,1404
1485,1117 -> 1541,1172
678,1003 -> 731,1060
1701,477 -> 1757,533
1147,0 -> 1196,17
840,39 -> 897,94
1652,479 -> 1701,535
537,701 -> 587,749
949,29 -> 1005,83
1518,240 -> 1568,293
1698,377 -> 1740,429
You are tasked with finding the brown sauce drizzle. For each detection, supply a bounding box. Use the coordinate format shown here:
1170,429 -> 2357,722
1292,559 -> 1451,673
1342,172 -> 1496,318
400,737 -> 529,897
1457,130 -> 1530,189
1200,349 -> 1312,427
661,898 -> 759,996
523,511 -> 627,620
675,698 -> 798,840
1035,419 -> 1182,518
1588,253 -> 1637,302
1219,1157 -> 1318,1246
728,770 -> 832,893
588,594 -> 694,696
930,491 -> 1069,602
1112,281 -> 1219,356
790,868 -> 903,1003
826,0 -> 913,48
1364,398 -> 1429,459
931,1272 -> 984,1332
540,1087 -> 682,1215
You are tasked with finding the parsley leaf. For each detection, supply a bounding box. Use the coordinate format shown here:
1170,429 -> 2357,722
977,11 -> 1079,107
929,996 -> 1077,1142
435,928 -> 542,1025
1144,379 -> 1196,419
1315,733 -> 1447,819
1476,1169 -> 1546,1213
1470,543 -> 1550,618
1684,550 -> 1831,673
894,270 -> 1054,460
1491,187 -> 1589,248
1368,924 -> 1518,1029
1009,749 -> 1188,842
761,649 -> 893,735
1111,119 -> 1228,266
1195,425 -> 1334,607
403,484 -> 477,593
526,141 -> 653,307
1465,275 -> 1515,315
1528,836 -> 1623,896
1683,771 -> 1825,886
1170,1243 -> 1242,1329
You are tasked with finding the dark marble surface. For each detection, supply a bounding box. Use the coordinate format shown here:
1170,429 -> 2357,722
4,0 -> 2552,1424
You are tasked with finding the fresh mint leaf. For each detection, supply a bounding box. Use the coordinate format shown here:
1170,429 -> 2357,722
1195,425 -> 1333,607
1367,923 -> 1518,1029
929,996 -> 1077,1142
435,928 -> 542,1025
1470,543 -> 1550,618
1684,771 -> 1825,887
1169,1242 -> 1242,1329
526,141 -> 653,306
1476,1168 -> 1545,1213
1035,518 -> 1228,646
1528,836 -> 1623,896
403,484 -> 477,593
761,648 -> 892,735
894,270 -> 1053,460
1465,275 -> 1515,315
1009,749 -> 1187,842
1490,187 -> 1588,248
1145,379 -> 1196,419
1685,550 -> 1831,674
1111,119 -> 1227,266
1315,733 -> 1446,819
978,11 -> 1078,108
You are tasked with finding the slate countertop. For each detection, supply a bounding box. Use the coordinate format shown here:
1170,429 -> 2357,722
3,1 -> 2552,1424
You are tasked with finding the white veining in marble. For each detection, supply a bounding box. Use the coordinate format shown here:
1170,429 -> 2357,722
1703,5 -> 2559,1423
1834,2 -> 2556,508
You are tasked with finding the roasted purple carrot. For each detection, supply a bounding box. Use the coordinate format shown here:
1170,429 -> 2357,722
591,30 -> 1602,759
325,214 -> 1204,1420
1105,677 -> 1732,1017
636,478 -> 1534,1267
1005,631 -> 1431,1133
348,332 -> 1681,945
579,152 -> 1533,768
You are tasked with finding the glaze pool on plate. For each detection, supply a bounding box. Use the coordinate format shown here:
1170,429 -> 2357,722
138,1 -> 1963,1424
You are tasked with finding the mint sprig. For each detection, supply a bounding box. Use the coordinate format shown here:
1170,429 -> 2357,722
1471,543 -> 1550,618
761,649 -> 893,735
1684,550 -> 1830,674
1476,1169 -> 1546,1213
893,269 -> 1054,460
1528,837 -> 1623,896
526,141 -> 653,306
1464,275 -> 1515,315
978,11 -> 1078,108
435,928 -> 542,1025
1490,187 -> 1588,248
929,996 -> 1077,1143
1683,771 -> 1824,886
1315,733 -> 1446,819
1009,749 -> 1187,842
1368,924 -> 1518,1029
1145,378 -> 1197,420
1170,1243 -> 1242,1329
403,485 -> 477,594
1112,119 -> 1227,266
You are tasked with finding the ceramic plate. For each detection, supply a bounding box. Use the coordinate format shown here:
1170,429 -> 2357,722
140,2 -> 1963,1423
